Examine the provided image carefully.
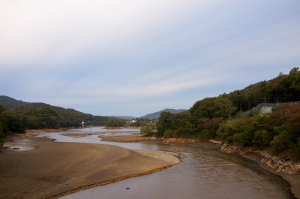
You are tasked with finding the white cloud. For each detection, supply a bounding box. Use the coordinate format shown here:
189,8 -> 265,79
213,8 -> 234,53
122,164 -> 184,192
0,0 -> 211,67
1,0 -> 300,116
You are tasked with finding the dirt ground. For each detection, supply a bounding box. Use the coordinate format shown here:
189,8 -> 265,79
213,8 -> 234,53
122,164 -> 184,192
0,137 -> 176,199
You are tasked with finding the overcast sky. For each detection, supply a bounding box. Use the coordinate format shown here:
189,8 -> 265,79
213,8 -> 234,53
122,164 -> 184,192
1,0 -> 300,117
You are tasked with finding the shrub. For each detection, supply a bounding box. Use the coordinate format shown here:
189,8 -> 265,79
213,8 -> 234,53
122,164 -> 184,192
217,117 -> 254,143
163,129 -> 173,138
225,136 -> 233,144
252,130 -> 273,147
233,131 -> 253,146
140,125 -> 156,137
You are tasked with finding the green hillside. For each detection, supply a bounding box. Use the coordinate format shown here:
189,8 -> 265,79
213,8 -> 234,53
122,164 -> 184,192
0,97 -> 114,134
152,67 -> 300,160
0,96 -> 30,109
141,108 -> 187,119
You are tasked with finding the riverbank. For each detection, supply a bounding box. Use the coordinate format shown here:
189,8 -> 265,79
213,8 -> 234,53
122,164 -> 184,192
0,137 -> 179,199
26,128 -> 69,133
220,144 -> 300,199
103,135 -> 300,199
103,126 -> 142,129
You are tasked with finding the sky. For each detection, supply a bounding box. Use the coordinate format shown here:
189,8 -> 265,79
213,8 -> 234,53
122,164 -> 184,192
0,0 -> 300,117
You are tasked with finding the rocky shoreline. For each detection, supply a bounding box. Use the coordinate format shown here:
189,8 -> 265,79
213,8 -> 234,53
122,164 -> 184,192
103,135 -> 300,199
4,131 -> 299,198
219,144 -> 300,175
219,144 -> 300,199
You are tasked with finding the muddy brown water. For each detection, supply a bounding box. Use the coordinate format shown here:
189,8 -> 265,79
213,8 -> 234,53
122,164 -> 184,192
34,127 -> 293,199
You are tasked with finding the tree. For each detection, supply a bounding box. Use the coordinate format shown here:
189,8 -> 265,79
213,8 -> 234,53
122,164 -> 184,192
156,112 -> 175,137
259,104 -> 300,160
259,81 -> 269,104
190,97 -> 236,119
140,125 -> 156,136
0,105 -> 5,113
217,116 -> 254,145
106,119 -> 126,127
281,67 -> 300,102
227,90 -> 247,112
266,72 -> 285,103
1,110 -> 27,133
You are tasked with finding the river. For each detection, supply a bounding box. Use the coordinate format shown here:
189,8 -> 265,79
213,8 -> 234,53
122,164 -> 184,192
35,127 -> 293,199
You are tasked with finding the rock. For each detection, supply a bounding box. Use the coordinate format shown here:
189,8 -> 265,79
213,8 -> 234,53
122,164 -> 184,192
220,144 -> 300,174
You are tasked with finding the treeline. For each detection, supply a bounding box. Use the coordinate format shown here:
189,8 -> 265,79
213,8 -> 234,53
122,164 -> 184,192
221,67 -> 300,113
0,105 -> 27,144
0,102 -> 115,143
106,119 -> 126,127
12,104 -> 81,129
147,68 -> 300,160
11,103 -> 113,129
106,118 -> 152,127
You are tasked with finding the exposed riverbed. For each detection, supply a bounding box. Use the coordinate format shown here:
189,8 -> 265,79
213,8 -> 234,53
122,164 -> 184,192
34,127 -> 294,199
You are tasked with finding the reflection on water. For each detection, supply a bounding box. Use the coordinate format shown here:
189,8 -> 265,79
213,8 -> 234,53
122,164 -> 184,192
35,127 -> 151,150
3,138 -> 36,151
37,127 -> 293,199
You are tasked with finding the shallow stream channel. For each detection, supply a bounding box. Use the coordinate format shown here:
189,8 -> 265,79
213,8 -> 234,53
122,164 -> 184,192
35,127 -> 294,199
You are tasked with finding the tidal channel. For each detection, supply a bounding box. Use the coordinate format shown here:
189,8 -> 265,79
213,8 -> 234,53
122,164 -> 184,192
35,127 -> 293,199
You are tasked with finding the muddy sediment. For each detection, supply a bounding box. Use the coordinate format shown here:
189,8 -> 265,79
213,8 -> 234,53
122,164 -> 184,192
104,135 -> 300,199
0,137 -> 177,199
2,132 -> 299,199
219,144 -> 300,199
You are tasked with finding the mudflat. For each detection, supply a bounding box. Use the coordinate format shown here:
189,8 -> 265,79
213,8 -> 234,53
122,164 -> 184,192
0,137 -> 173,199
102,135 -> 300,199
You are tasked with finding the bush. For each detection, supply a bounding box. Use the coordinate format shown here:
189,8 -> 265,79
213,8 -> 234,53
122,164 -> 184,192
196,129 -> 216,139
106,119 -> 125,127
252,130 -> 272,147
217,117 -> 254,142
160,127 -> 190,138
163,129 -> 171,138
233,131 -> 253,146
225,136 -> 233,144
270,132 -> 290,154
140,125 -> 156,137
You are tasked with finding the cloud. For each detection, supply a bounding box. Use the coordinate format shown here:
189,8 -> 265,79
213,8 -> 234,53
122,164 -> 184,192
1,0 -> 300,116
0,0 -> 208,66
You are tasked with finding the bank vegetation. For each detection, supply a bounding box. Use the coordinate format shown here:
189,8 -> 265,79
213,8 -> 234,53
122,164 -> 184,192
141,68 -> 300,162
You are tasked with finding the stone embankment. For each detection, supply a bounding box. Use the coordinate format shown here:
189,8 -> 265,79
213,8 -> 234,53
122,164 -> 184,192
244,101 -> 300,114
220,144 -> 300,174
164,137 -> 300,174
103,135 -> 300,174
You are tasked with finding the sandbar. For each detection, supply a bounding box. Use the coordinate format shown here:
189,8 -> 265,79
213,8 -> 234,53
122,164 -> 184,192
0,137 -> 178,199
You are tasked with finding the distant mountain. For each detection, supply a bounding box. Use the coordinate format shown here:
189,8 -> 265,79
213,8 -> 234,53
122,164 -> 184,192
0,95 -> 31,109
141,108 -> 187,120
0,96 -> 115,128
112,116 -> 135,120
12,102 -> 114,126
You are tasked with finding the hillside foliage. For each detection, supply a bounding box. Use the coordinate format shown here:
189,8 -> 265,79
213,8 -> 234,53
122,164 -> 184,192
151,67 -> 300,160
0,105 -> 27,144
0,102 -> 115,144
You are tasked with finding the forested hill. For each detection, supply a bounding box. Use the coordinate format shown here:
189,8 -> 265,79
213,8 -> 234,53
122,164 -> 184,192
217,68 -> 300,113
151,67 -> 300,161
0,95 -> 30,109
141,108 -> 187,119
0,96 -> 114,130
